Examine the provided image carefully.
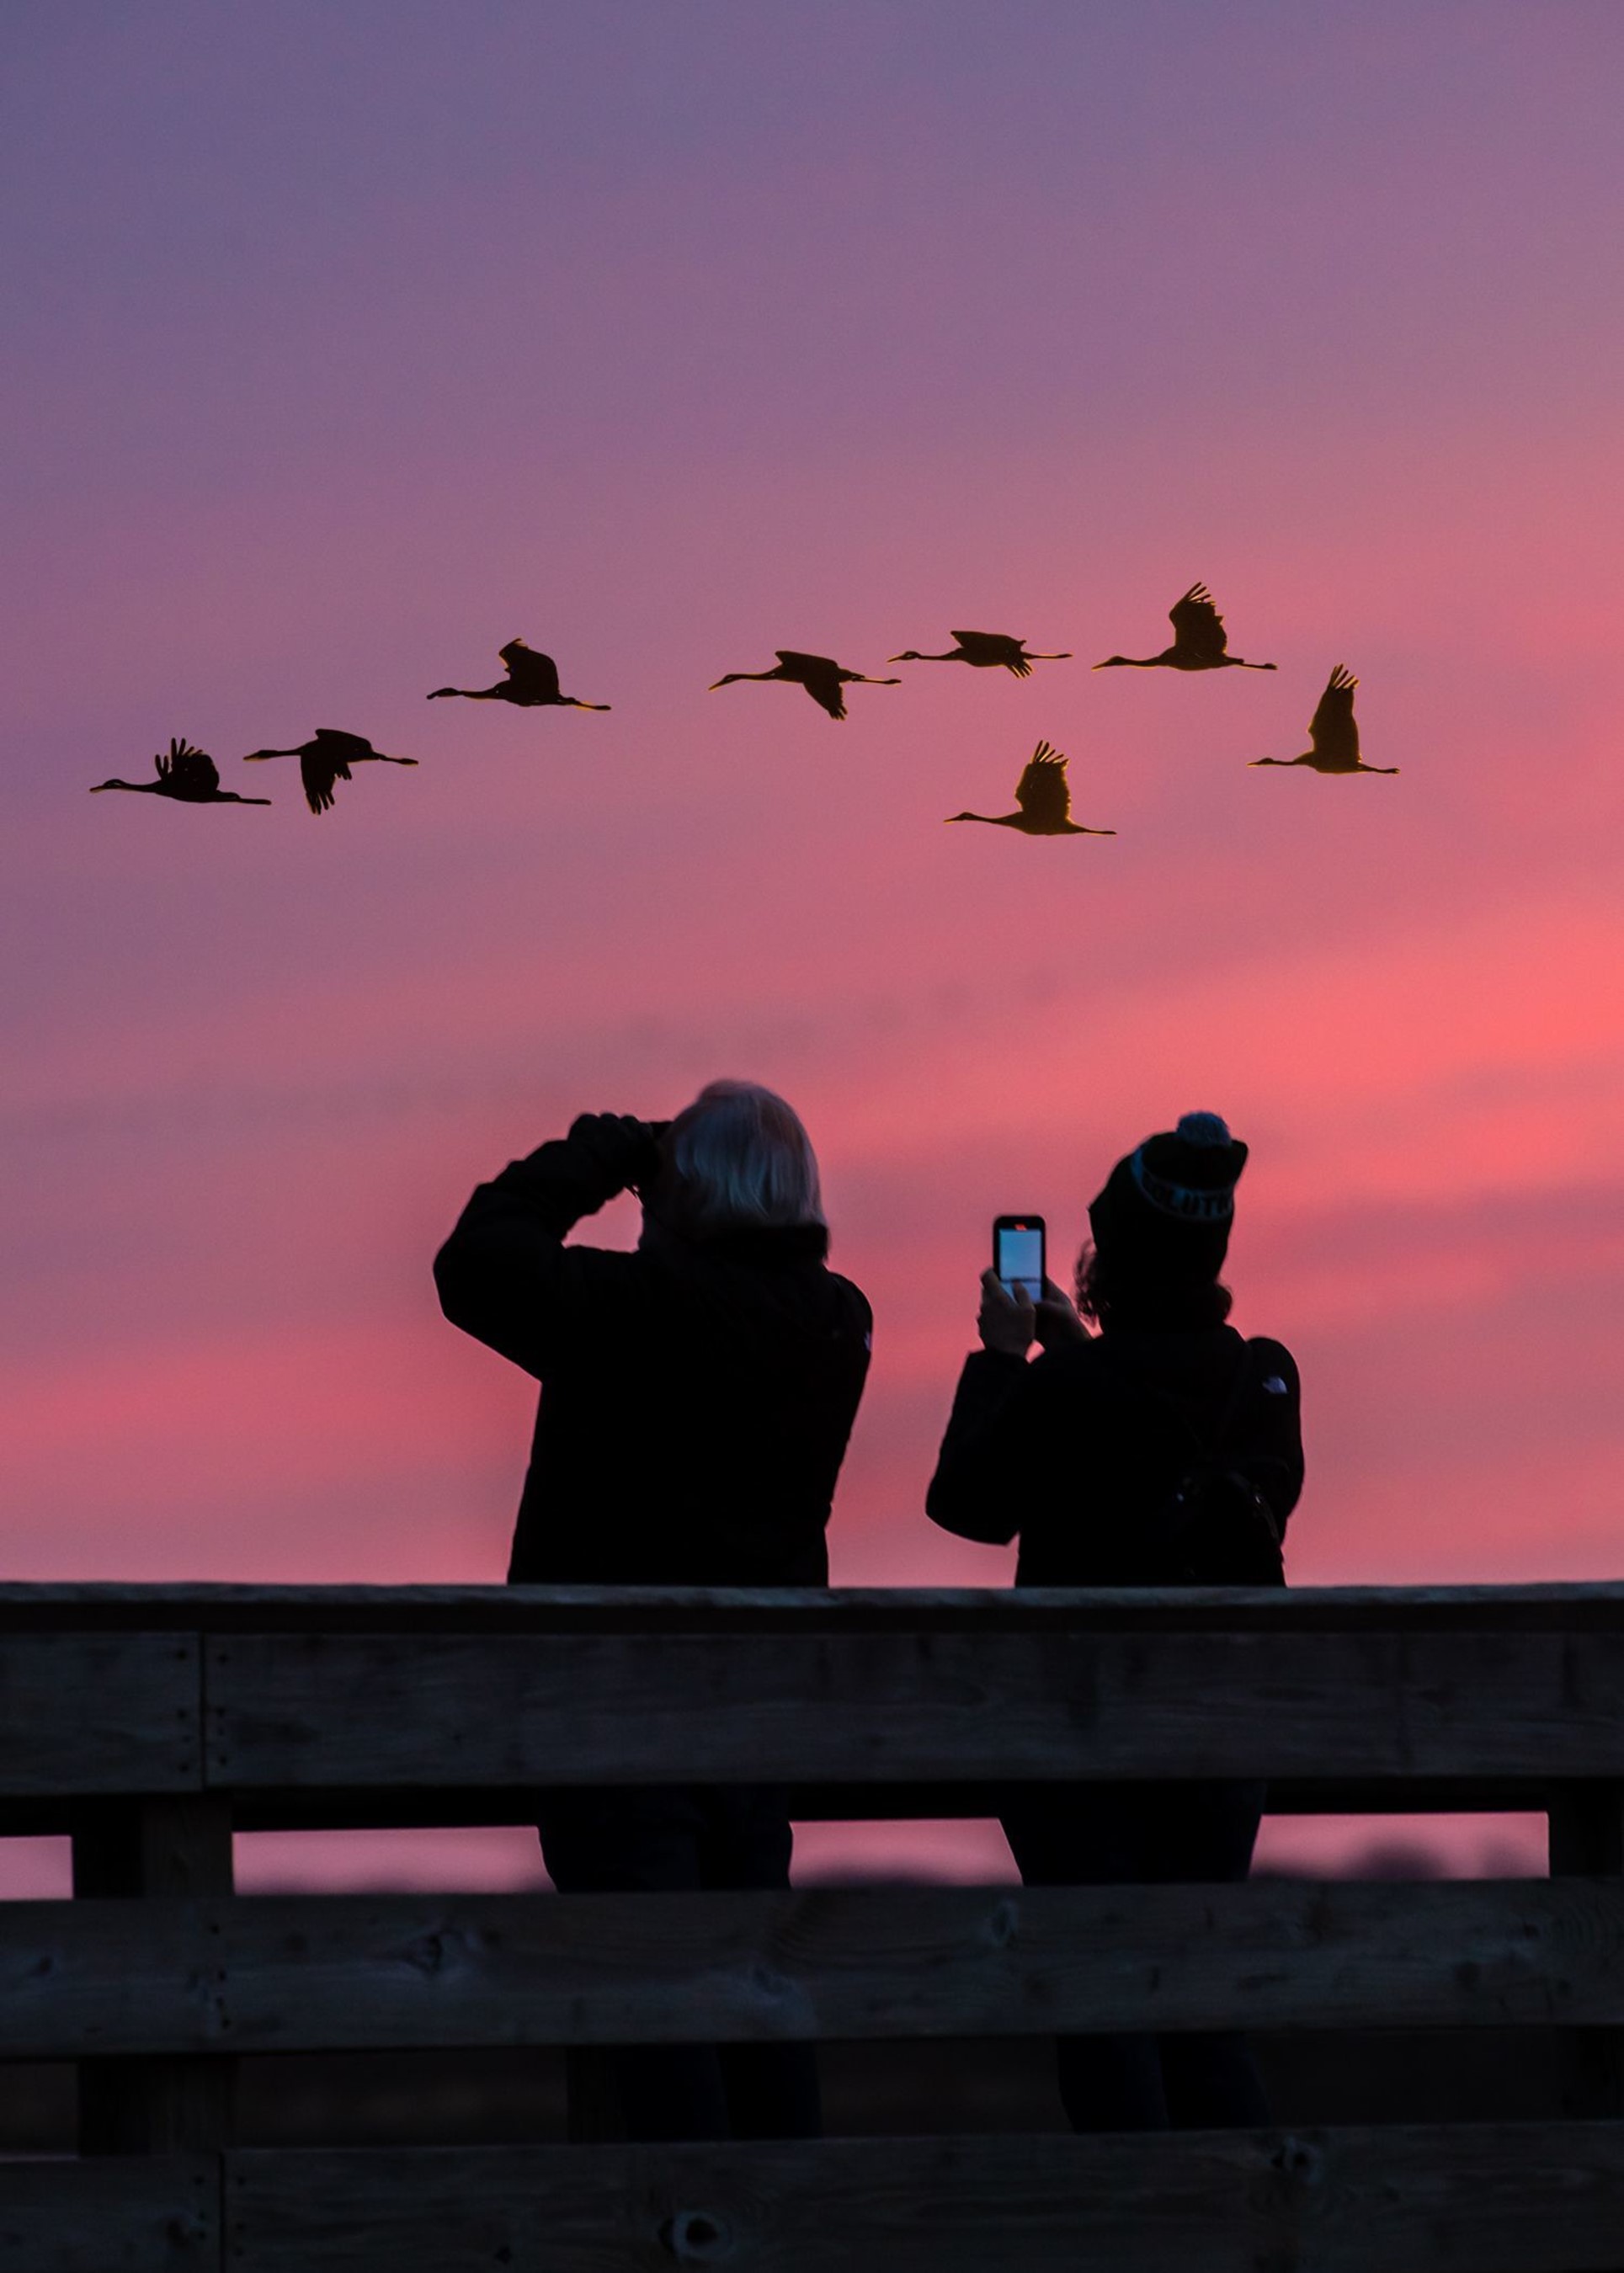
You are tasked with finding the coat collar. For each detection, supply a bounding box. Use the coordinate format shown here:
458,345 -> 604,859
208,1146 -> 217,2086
641,1216 -> 829,1269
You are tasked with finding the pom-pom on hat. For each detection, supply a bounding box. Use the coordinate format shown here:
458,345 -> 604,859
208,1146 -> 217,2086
1088,1112 -> 1249,1289
1131,1111 -> 1249,1223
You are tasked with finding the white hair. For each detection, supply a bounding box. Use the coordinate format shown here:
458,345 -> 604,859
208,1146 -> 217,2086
666,1080 -> 825,1233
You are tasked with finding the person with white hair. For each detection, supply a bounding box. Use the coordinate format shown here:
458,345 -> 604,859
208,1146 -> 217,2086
434,1080 -> 871,2141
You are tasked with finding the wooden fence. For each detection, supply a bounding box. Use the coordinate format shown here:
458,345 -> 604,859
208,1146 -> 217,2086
0,1579 -> 1620,2270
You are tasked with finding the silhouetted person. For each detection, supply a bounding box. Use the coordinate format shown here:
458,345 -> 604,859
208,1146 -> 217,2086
708,650 -> 901,720
1250,664 -> 1397,775
434,1082 -> 871,2143
242,729 -> 418,815
889,630 -> 1071,676
946,742 -> 1116,837
1094,583 -> 1276,672
927,1114 -> 1303,2134
427,637 -> 610,711
91,738 -> 270,806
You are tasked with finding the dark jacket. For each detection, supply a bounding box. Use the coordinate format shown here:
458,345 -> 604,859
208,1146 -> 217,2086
926,1324 -> 1302,1586
434,1123 -> 872,1586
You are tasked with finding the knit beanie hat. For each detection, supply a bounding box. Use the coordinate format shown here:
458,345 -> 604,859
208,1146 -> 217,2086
1087,1111 -> 1249,1286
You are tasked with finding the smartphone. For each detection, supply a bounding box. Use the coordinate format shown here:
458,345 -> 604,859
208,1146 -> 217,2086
993,1216 -> 1046,1306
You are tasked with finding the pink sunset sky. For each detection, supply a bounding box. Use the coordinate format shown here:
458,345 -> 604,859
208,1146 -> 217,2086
3,2 -> 1622,1885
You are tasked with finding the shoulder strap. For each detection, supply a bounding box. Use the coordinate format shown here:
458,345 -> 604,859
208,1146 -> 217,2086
1206,1341 -> 1259,1460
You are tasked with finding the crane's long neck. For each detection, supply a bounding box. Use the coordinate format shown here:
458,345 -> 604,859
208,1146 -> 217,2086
428,685 -> 502,700
1092,656 -> 1161,670
243,748 -> 304,760
89,780 -> 155,792
945,812 -> 1011,827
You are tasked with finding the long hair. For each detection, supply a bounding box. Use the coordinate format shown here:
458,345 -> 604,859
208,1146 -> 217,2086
663,1080 -> 825,1234
1074,1239 -> 1233,1331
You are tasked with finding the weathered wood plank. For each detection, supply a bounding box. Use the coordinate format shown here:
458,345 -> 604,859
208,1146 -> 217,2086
205,1627 -> 1624,1786
205,1876 -> 1618,2047
209,1771 -> 1563,1836
0,1634 -> 199,1796
225,2124 -> 1624,2271
3,1579 -> 1624,1633
0,1772 -> 1568,1842
72,1798 -> 235,2154
3,1877 -> 1617,2057
0,2156 -> 215,2270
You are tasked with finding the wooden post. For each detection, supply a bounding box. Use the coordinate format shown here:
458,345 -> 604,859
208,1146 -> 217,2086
72,1793 -> 237,2153
1547,1781 -> 1624,2121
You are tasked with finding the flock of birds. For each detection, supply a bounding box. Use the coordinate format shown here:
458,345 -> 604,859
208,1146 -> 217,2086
89,583 -> 1396,836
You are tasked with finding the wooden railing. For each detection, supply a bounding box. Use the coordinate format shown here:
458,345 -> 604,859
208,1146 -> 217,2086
1,1579 -> 1621,2270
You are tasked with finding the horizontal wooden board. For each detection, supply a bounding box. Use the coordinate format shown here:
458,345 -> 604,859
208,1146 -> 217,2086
225,2123 -> 1624,2271
205,1627 -> 1624,1786
209,1771 -> 1563,1836
0,1634 -> 199,1796
0,1775 -> 1569,1847
207,1876 -> 1624,2047
2,1877 -> 1617,2057
2,1578 -> 1624,1633
0,2157 -> 215,2270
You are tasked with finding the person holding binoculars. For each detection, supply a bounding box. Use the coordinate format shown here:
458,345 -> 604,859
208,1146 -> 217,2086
434,1080 -> 871,2143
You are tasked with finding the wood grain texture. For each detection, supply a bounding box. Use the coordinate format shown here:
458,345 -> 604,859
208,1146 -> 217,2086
0,1634 -> 200,1795
3,1877 -> 1618,2057
72,1797 -> 237,2155
224,2124 -> 1624,2272
0,2157 -> 215,2270
205,1626 -> 1624,1787
202,1771 -> 1564,1839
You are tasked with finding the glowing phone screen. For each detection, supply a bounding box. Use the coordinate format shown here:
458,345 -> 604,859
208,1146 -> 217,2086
996,1223 -> 1044,1306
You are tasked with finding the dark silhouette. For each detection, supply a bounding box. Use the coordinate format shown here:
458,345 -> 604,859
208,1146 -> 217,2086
427,637 -> 610,711
434,1084 -> 871,2144
707,651 -> 901,721
888,630 -> 1072,677
1250,664 -> 1396,775
242,730 -> 418,816
928,1113 -> 1303,2134
946,742 -> 1115,837
90,738 -> 270,806
1094,583 -> 1276,673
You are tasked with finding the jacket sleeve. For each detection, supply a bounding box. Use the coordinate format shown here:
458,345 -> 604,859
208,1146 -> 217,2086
925,1349 -> 1041,1544
1243,1337 -> 1306,1536
432,1121 -> 645,1380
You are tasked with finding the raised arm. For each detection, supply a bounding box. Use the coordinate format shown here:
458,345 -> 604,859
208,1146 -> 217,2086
926,1270 -> 1079,1544
433,1114 -> 660,1378
925,1348 -> 1037,1543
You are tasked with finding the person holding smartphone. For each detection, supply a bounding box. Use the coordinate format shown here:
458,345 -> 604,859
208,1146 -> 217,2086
927,1112 -> 1303,2133
434,1080 -> 871,2142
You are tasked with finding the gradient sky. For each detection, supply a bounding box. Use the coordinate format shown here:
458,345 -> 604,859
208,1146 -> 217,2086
4,3 -> 1622,1884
